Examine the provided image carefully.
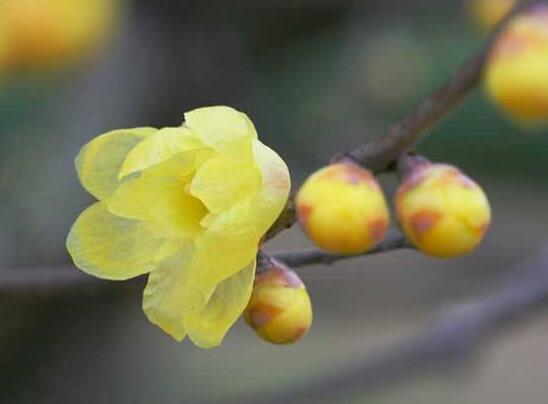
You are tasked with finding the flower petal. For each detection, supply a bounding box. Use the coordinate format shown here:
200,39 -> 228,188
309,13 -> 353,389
252,139 -> 292,208
184,106 -> 256,159
142,245 -> 200,342
185,260 -> 256,349
194,140 -> 290,285
76,128 -> 155,200
143,246 -> 255,348
119,126 -> 207,179
108,153 -> 208,240
66,202 -> 162,280
190,156 -> 261,213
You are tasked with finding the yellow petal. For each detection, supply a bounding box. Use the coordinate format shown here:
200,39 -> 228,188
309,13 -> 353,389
251,139 -> 292,228
185,260 -> 256,349
184,106 -> 256,159
194,140 -> 290,285
76,127 -> 155,200
142,245 -> 200,342
108,153 -> 208,240
195,198 -> 264,285
119,126 -> 206,179
66,202 -> 162,280
190,156 -> 261,213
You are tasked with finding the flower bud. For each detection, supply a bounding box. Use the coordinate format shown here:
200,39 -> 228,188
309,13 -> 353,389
468,0 -> 516,31
485,5 -> 548,123
244,263 -> 312,345
395,163 -> 491,259
296,162 -> 390,255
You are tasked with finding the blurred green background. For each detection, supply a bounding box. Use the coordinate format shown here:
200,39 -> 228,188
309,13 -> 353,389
1,0 -> 548,403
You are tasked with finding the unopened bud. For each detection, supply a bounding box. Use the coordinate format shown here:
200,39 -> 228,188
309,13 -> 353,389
395,163 -> 491,258
296,162 -> 390,255
244,263 -> 312,345
485,5 -> 548,123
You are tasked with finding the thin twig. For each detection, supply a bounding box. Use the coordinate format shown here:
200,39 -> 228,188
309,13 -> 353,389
233,246 -> 548,404
0,235 -> 410,295
341,0 -> 540,171
0,266 -> 142,298
264,0 -> 542,240
271,233 -> 412,268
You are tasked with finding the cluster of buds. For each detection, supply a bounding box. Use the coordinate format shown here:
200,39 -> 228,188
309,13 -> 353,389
245,261 -> 312,345
249,2 -> 545,347
295,156 -> 491,260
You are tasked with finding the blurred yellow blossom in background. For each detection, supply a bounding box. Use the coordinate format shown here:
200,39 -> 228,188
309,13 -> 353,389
66,106 -> 291,348
469,0 -> 517,30
0,0 -> 118,70
485,5 -> 548,123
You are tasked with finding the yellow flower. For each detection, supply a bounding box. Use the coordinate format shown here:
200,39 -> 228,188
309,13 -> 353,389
485,5 -> 548,123
66,106 -> 291,348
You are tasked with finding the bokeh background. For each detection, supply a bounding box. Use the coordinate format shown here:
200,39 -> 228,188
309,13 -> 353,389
1,0 -> 548,403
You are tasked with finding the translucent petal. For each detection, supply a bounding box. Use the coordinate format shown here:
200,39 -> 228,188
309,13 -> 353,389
108,153 -> 208,240
193,139 -> 291,285
184,106 -> 256,159
195,197 -> 264,285
252,139 -> 292,210
119,126 -> 206,179
189,156 -> 261,213
142,245 -> 201,342
185,260 -> 256,349
66,202 -> 162,280
75,127 -> 155,200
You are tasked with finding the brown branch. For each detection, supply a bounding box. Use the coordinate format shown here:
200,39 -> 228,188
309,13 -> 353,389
264,194 -> 297,241
341,0 -> 540,171
0,235 -> 409,296
0,266 -> 143,298
264,0 -> 542,240
271,233 -> 413,268
233,246 -> 548,404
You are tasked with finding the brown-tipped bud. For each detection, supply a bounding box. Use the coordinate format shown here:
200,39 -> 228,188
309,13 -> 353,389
395,162 -> 491,259
296,162 -> 390,255
244,263 -> 312,345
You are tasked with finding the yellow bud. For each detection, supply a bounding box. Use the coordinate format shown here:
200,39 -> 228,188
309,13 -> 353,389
296,162 -> 390,255
395,163 -> 491,259
485,5 -> 548,123
468,0 -> 516,31
244,264 -> 312,345
0,0 -> 118,70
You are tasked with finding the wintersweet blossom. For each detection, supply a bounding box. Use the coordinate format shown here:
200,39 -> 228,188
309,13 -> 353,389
66,106 -> 291,348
